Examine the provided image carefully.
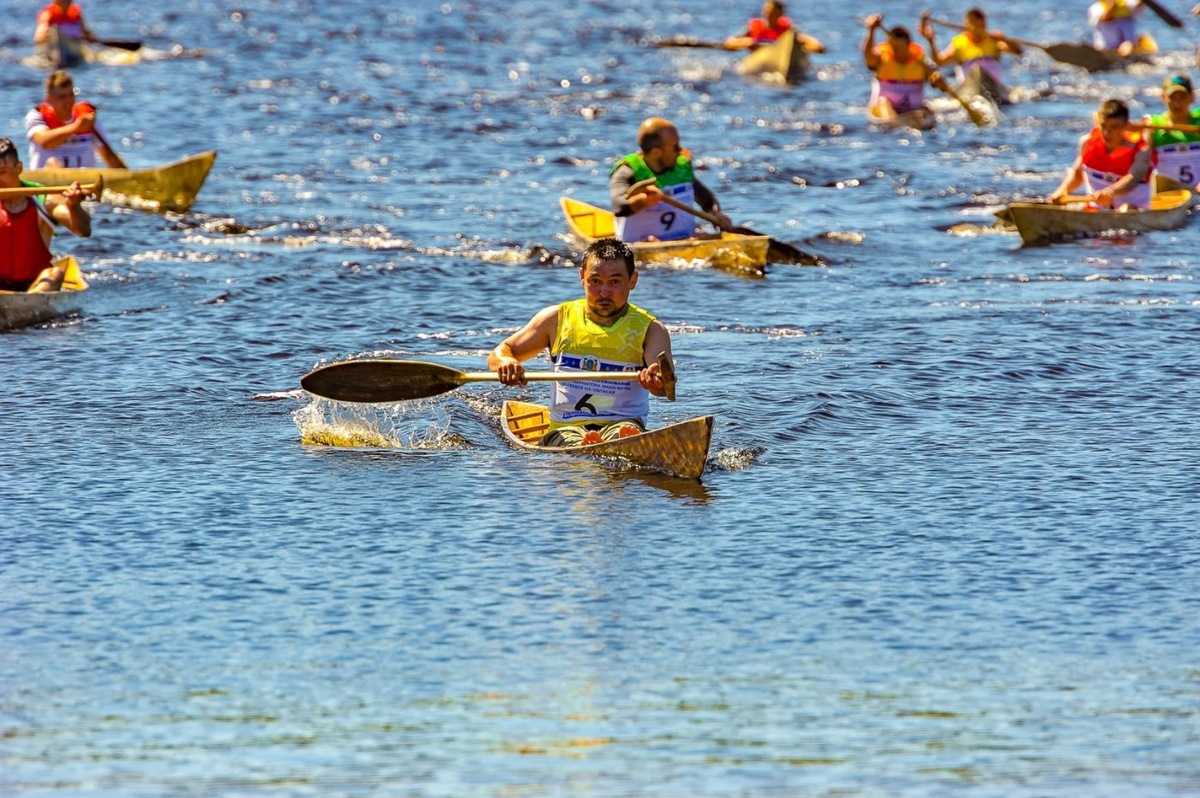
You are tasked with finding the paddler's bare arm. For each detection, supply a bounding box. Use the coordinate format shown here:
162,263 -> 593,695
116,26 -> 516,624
862,15 -> 883,70
1048,153 -> 1087,203
640,321 -> 673,398
489,305 -> 558,387
611,163 -> 657,216
1095,146 -> 1153,206
919,15 -> 951,66
30,111 -> 97,150
45,181 -> 92,238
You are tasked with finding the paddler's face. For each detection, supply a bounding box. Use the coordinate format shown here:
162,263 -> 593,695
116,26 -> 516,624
581,258 -> 636,324
644,129 -> 681,173
46,84 -> 76,117
1165,90 -> 1193,115
1097,116 -> 1128,149
0,156 -> 21,189
888,35 -> 911,60
966,15 -> 986,36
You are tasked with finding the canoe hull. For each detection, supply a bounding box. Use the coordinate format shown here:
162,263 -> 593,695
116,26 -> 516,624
560,196 -> 770,277
998,180 -> 1194,246
738,31 -> 809,84
501,400 -> 714,480
867,103 -> 937,132
24,151 -> 217,213
0,256 -> 88,330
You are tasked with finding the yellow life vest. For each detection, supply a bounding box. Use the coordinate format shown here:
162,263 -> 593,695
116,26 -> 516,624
874,42 -> 927,82
951,31 -> 1001,63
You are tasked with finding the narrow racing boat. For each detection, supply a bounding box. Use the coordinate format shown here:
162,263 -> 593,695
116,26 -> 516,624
501,400 -> 714,480
959,64 -> 1008,107
0,256 -> 88,330
996,176 -> 1194,246
560,196 -> 769,277
24,151 -> 217,213
737,30 -> 810,84
867,103 -> 937,132
33,28 -> 141,68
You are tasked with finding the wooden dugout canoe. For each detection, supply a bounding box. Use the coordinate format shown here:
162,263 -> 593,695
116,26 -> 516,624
560,196 -> 770,277
737,30 -> 810,84
996,178 -> 1194,246
867,102 -> 937,132
501,400 -> 714,480
0,256 -> 88,330
34,29 -> 141,69
24,151 -> 217,213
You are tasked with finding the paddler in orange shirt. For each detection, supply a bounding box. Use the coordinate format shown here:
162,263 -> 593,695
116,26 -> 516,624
724,0 -> 825,54
1048,99 -> 1156,210
862,15 -> 948,122
33,0 -> 96,48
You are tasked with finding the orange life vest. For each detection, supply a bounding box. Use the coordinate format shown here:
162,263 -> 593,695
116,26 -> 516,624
36,101 -> 95,130
39,2 -> 83,26
0,197 -> 53,288
1080,127 -> 1154,180
747,17 -> 792,43
874,42 -> 927,82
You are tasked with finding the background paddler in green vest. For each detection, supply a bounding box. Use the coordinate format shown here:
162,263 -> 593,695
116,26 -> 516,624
608,117 -> 732,243
1139,73 -> 1200,191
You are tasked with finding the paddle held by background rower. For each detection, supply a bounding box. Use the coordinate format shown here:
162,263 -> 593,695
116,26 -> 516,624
626,177 -> 826,266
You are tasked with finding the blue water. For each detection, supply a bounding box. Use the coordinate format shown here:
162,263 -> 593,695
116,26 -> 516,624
3,0 -> 1200,794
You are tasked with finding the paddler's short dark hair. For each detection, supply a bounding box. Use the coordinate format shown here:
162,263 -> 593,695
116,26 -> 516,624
888,26 -> 911,42
582,237 -> 636,276
966,8 -> 986,22
0,137 -> 17,163
1097,98 -> 1131,122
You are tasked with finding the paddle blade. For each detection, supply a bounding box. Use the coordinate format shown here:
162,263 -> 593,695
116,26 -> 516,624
1042,43 -> 1117,71
300,360 -> 467,403
97,39 -> 143,51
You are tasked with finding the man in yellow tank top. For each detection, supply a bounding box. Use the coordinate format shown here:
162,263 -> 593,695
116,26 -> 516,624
489,238 -> 674,446
920,8 -> 1022,104
862,15 -> 948,121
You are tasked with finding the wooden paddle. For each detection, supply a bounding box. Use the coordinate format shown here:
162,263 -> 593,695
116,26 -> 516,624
95,38 -> 143,51
0,177 -> 102,199
932,78 -> 989,126
302,352 -> 676,404
89,125 -> 128,170
1142,0 -> 1184,29
646,35 -> 730,50
1132,122 -> 1200,134
928,17 -> 1117,71
626,178 -> 825,265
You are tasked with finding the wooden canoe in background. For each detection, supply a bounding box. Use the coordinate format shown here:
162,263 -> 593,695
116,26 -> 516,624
34,28 -> 142,69
501,400 -> 714,480
738,30 -> 810,85
24,151 -> 217,213
0,256 -> 88,330
867,104 -> 937,132
560,196 -> 770,277
996,177 -> 1194,246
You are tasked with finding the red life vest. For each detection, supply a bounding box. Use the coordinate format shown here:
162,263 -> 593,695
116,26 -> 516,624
39,2 -> 82,26
0,197 -> 53,288
36,101 -> 95,130
1080,127 -> 1155,180
747,16 -> 792,43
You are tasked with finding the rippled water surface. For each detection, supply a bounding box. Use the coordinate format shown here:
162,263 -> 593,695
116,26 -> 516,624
3,0 -> 1200,794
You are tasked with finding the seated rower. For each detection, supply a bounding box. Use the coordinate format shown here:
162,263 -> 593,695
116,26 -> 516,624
1088,0 -> 1144,55
25,70 -> 126,170
724,0 -> 825,53
1143,74 -> 1200,191
862,15 -> 948,123
609,117 -> 731,243
1048,99 -> 1155,210
920,8 -> 1022,105
489,238 -> 673,447
0,136 -> 93,293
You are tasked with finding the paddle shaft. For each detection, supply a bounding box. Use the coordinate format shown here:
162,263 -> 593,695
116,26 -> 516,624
463,371 -> 641,384
0,180 -> 101,199
1133,122 -> 1200,134
928,17 -> 1047,52
1141,0 -> 1184,29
